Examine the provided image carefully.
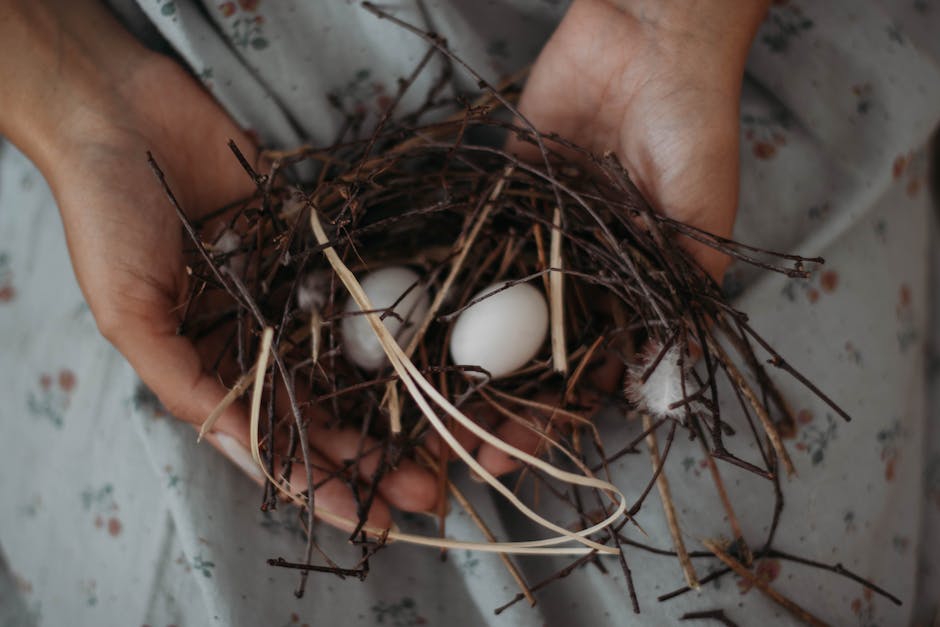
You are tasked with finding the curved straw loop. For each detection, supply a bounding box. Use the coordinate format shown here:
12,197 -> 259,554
243,335 -> 612,554
306,206 -> 627,556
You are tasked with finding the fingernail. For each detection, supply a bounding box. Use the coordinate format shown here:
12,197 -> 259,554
214,433 -> 266,485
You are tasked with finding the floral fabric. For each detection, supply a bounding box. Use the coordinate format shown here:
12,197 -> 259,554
1,1 -> 939,626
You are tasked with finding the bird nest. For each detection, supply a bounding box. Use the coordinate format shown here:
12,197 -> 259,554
146,4 -> 897,622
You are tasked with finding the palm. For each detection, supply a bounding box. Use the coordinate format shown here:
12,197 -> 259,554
516,0 -> 743,279
49,57 -> 435,529
466,0 -> 751,475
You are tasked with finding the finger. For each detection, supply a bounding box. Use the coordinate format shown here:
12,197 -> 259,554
268,376 -> 435,512
204,430 -> 393,531
422,403 -> 501,460
284,447 -> 394,532
308,423 -> 437,514
108,310 -> 248,439
476,417 -> 545,478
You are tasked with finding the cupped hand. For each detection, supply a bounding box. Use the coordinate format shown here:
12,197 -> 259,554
8,3 -> 437,530
464,0 -> 769,476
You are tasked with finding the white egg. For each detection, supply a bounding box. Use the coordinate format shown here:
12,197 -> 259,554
450,281 -> 549,379
341,266 -> 430,371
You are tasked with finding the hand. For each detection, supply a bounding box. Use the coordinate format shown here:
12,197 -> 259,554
0,0 -> 436,530
513,0 -> 768,280
465,0 -> 769,475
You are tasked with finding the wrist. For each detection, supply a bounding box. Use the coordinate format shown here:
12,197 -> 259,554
585,0 -> 769,69
0,0 -> 154,172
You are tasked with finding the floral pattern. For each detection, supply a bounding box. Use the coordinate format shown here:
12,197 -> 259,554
217,1 -> 268,50
27,369 -> 77,429
0,1 -> 938,625
876,418 -> 905,482
736,559 -> 781,595
80,483 -> 123,537
0,251 -> 14,303
761,2 -> 814,53
794,412 -> 837,465
371,597 -> 426,626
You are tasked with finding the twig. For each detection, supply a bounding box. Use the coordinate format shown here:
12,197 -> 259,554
643,414 -> 699,590
700,539 -> 830,627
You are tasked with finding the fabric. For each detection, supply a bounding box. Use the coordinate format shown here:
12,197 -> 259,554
1,1 -> 939,625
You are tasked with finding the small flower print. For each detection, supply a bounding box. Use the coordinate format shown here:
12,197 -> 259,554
852,83 -> 873,115
198,66 -> 214,86
165,465 -> 182,490
843,510 -> 857,534
886,22 -> 906,45
159,0 -> 176,16
81,579 -> 98,607
371,597 -> 426,626
280,613 -> 310,627
680,456 -> 709,477
0,251 -> 15,303
218,0 -> 268,50
737,559 -> 781,594
27,369 -> 77,428
819,270 -> 838,293
876,419 -> 904,482
892,151 -> 925,197
259,509 -> 307,542
893,153 -> 911,179
761,3 -> 814,53
795,413 -> 837,465
486,39 -> 509,59
457,550 -> 480,576
81,483 -> 123,536
780,267 -> 838,305
873,219 -> 888,243
843,341 -> 863,365
59,370 -> 76,391
190,554 -> 215,578
892,535 -> 909,554
780,408 -> 813,439
176,552 -> 216,578
742,108 -> 791,160
330,69 -> 394,121
807,203 -> 831,221
850,588 -> 878,627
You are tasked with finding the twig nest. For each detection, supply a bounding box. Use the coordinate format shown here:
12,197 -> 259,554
450,281 -> 549,379
624,341 -> 691,420
341,266 -> 430,371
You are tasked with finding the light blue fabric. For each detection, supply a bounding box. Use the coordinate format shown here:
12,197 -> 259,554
1,1 -> 939,625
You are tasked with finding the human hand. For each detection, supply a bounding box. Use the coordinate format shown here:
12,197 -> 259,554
513,0 -> 769,280
0,0 -> 436,530
463,0 -> 769,476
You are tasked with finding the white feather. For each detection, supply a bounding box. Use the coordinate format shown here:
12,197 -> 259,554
625,342 -> 690,419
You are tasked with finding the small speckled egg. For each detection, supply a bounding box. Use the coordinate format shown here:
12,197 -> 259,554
449,281 -> 549,379
341,266 -> 430,371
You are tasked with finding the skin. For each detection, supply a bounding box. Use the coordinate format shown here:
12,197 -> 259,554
0,0 -> 769,528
